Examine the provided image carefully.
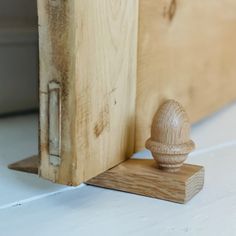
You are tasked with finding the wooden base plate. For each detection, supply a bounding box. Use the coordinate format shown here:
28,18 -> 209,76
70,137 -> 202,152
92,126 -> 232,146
8,155 -> 39,174
86,159 -> 204,203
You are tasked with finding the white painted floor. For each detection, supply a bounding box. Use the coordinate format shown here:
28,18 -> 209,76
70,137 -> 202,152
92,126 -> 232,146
1,102 -> 236,236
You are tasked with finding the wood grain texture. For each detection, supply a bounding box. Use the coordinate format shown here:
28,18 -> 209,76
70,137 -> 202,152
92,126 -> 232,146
136,0 -> 236,150
38,0 -> 139,185
146,100 -> 195,172
87,159 -> 204,203
8,156 -> 39,174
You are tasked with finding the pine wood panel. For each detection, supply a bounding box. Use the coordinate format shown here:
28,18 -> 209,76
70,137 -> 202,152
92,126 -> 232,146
136,0 -> 236,150
38,0 -> 139,185
38,0 -> 236,186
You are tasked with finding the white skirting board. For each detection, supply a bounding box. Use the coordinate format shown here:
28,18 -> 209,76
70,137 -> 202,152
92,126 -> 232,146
0,27 -> 38,115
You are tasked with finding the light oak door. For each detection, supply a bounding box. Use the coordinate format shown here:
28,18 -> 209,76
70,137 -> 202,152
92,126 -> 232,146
38,0 -> 236,186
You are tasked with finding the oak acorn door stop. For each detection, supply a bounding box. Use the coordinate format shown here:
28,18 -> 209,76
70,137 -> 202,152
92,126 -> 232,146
87,100 -> 204,203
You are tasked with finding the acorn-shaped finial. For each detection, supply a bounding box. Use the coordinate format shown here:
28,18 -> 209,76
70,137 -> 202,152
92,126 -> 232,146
145,100 -> 195,172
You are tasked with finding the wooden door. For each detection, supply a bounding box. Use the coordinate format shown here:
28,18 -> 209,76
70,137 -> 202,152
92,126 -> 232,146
38,0 -> 236,185
135,0 -> 236,150
38,0 -> 139,185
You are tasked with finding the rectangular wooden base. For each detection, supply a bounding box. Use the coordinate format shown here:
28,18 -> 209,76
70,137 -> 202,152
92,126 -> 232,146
86,159 -> 204,203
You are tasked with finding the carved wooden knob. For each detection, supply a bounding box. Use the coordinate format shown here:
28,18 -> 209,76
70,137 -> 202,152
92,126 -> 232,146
145,100 -> 195,172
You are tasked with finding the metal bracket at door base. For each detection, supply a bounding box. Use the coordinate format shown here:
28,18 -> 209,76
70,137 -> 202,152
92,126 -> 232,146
48,81 -> 62,167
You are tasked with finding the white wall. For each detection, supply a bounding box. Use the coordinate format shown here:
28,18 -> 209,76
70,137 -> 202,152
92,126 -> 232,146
0,0 -> 38,115
0,0 -> 37,26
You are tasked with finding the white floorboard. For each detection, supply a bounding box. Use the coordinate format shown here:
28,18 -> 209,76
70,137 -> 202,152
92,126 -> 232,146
0,114 -> 69,207
1,146 -> 236,236
0,102 -> 236,235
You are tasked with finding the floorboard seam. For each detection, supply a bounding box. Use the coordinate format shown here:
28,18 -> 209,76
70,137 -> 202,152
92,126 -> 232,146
0,184 -> 85,210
